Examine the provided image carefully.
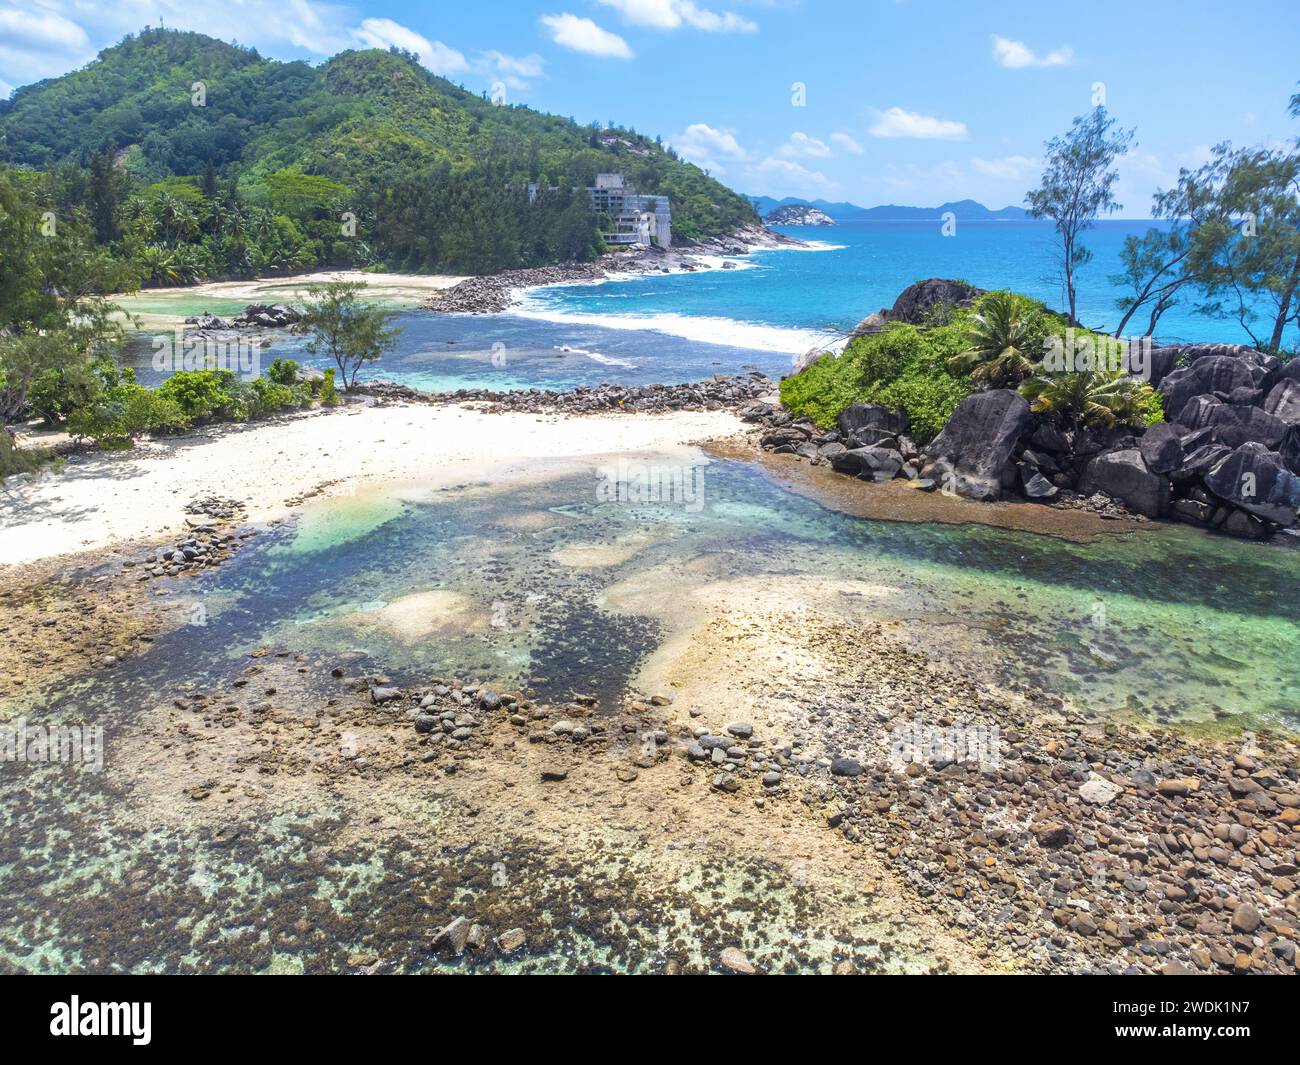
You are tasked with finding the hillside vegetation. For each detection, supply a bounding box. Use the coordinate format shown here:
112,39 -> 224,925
0,27 -> 758,281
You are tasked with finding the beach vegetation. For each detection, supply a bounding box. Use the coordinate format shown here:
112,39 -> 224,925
1027,107 -> 1134,326
297,280 -> 403,389
947,291 -> 1046,388
1019,370 -> 1161,430
781,287 -> 1157,441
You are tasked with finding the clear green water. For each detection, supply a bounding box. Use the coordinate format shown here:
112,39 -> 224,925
58,456 -> 1294,728
2,455 -> 1298,972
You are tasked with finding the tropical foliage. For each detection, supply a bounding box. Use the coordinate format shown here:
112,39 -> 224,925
0,28 -> 758,283
947,291 -> 1045,387
781,289 -> 1161,441
1019,370 -> 1163,430
296,280 -> 403,389
780,317 -> 973,442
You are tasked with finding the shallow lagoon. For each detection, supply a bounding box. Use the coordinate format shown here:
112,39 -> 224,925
4,450 -> 1299,971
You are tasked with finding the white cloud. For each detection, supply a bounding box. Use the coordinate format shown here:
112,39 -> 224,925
830,132 -> 863,155
0,2 -> 545,99
779,131 -> 831,158
0,6 -> 95,91
479,50 -> 545,79
869,107 -> 967,140
877,159 -> 966,198
0,9 -> 89,50
541,13 -> 634,58
350,18 -> 469,76
991,35 -> 1074,69
0,1 -> 357,90
971,154 -> 1040,180
750,156 -> 833,197
597,0 -> 757,33
475,50 -> 545,90
671,121 -> 748,173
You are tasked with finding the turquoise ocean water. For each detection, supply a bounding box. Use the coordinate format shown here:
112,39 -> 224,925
126,219 -> 1292,396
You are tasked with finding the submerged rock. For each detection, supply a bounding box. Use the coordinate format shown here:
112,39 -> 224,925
719,947 -> 757,974
431,916 -> 472,956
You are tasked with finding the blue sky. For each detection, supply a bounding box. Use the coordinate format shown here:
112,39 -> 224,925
2,0 -> 1297,213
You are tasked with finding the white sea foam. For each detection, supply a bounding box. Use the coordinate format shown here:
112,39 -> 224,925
758,240 -> 846,253
517,296 -> 838,356
554,345 -> 638,368
507,236 -> 845,356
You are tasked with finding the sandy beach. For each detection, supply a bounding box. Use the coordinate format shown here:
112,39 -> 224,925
0,402 -> 741,566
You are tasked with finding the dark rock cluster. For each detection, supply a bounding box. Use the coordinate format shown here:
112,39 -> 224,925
769,334 -> 1300,540
123,496 -> 254,580
184,303 -> 300,331
354,372 -> 776,415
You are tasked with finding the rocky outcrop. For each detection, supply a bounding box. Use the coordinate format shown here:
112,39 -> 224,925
921,390 -> 1028,500
235,303 -> 301,328
836,403 -> 910,440
763,204 -> 834,226
185,303 -> 301,331
1175,395 -> 1288,449
1137,421 -> 1183,475
1263,378 -> 1300,426
1079,449 -> 1170,519
764,284 -> 1299,542
1160,355 -> 1270,419
354,372 -> 776,416
1203,443 -> 1300,525
829,446 -> 903,482
888,278 -> 985,325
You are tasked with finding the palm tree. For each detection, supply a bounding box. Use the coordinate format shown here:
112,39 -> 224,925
139,244 -> 180,285
948,291 -> 1042,387
1019,370 -> 1148,429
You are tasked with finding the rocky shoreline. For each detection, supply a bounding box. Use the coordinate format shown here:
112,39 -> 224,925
353,371 -> 777,416
774,280 -> 1300,543
2,434 -> 1297,973
423,226 -> 802,315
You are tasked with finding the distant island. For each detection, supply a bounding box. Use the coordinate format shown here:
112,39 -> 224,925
763,204 -> 835,226
748,195 -> 1031,222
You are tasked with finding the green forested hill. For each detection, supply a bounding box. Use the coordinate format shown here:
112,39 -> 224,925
0,27 -> 757,280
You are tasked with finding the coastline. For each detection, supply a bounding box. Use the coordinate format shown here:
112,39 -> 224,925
0,400 -> 744,567
5,237 -> 1299,976
423,225 -> 809,316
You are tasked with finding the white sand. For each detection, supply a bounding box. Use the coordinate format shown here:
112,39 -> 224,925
118,270 -> 467,306
0,403 -> 741,566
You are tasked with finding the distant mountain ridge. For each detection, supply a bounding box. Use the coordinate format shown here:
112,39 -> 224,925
746,195 -> 1030,222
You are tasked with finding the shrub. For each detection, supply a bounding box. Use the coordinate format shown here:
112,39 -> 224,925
779,351 -> 863,428
228,377 -> 295,421
948,291 -> 1045,388
1019,370 -> 1157,430
779,321 -> 972,442
156,369 -> 237,419
1134,384 -> 1165,427
320,368 -> 340,406
66,384 -> 190,445
864,371 -> 971,443
0,429 -> 56,479
267,358 -> 300,387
